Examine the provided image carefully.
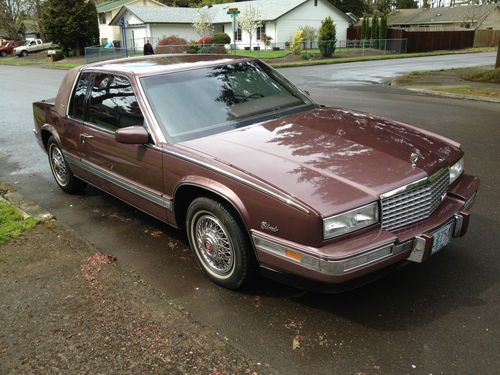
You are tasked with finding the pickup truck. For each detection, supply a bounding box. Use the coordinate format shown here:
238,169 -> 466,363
32,55 -> 479,292
0,40 -> 15,57
14,39 -> 53,57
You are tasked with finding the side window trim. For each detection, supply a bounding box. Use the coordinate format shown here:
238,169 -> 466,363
68,71 -> 93,122
83,72 -> 155,145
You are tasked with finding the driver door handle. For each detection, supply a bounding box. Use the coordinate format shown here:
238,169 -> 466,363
80,134 -> 94,144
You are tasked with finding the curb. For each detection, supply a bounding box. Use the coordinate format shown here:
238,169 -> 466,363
0,182 -> 54,222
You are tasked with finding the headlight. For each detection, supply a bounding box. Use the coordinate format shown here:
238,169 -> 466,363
323,202 -> 379,240
449,156 -> 464,185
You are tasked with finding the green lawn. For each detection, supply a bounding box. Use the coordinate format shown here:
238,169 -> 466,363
233,49 -> 291,59
0,200 -> 38,244
0,59 -> 41,66
233,47 -> 368,59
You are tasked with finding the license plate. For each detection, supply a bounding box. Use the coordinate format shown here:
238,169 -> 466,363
432,222 -> 453,255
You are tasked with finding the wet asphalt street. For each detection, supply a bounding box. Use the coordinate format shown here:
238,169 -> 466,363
0,53 -> 499,374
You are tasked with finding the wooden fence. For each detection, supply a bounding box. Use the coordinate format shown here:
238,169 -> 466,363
474,29 -> 500,48
347,27 -> 491,53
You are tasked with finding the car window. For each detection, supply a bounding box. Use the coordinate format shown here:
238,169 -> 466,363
140,60 -> 312,142
87,73 -> 144,132
69,72 -> 93,120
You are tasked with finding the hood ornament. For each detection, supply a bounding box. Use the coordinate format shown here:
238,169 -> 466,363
410,152 -> 419,168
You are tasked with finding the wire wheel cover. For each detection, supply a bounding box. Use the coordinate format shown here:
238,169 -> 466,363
50,146 -> 68,185
194,213 -> 234,276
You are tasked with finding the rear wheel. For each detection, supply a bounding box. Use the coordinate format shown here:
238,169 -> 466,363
186,197 -> 255,289
47,137 -> 86,194
0,51 -> 6,57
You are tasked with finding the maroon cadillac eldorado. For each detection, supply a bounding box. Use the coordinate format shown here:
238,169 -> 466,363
33,55 -> 479,291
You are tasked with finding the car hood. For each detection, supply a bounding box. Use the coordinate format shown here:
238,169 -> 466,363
179,107 -> 462,216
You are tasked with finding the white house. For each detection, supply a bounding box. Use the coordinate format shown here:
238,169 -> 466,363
109,0 -> 351,50
97,0 -> 165,46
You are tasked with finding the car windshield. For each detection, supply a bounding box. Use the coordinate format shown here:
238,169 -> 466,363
140,60 -> 313,142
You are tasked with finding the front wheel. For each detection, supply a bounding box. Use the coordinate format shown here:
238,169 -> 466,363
20,50 -> 28,57
186,197 -> 255,289
0,51 -> 6,57
47,137 -> 86,194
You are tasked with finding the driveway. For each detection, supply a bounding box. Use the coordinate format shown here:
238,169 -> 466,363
0,53 -> 499,374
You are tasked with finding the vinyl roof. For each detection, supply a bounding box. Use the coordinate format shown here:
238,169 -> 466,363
85,54 -> 249,76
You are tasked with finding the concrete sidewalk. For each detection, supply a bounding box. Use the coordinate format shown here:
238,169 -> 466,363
0,185 -> 269,374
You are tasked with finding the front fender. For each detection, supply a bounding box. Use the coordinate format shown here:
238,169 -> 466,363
174,175 -> 250,228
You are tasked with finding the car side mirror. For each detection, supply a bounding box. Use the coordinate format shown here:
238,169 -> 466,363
115,126 -> 150,144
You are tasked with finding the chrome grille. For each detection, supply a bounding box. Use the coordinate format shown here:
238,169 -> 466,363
381,169 -> 450,231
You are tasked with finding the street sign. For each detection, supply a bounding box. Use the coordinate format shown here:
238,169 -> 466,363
227,8 -> 240,15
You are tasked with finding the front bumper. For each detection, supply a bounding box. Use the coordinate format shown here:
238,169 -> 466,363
252,174 -> 479,288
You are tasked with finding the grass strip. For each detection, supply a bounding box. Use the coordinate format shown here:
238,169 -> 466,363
270,48 -> 495,68
50,63 -> 81,69
434,86 -> 500,98
0,59 -> 41,66
464,68 -> 500,83
0,200 -> 38,243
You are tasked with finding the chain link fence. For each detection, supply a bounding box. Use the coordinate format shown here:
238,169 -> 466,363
85,38 -> 407,64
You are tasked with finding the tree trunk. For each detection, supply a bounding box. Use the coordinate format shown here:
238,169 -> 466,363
496,41 -> 500,69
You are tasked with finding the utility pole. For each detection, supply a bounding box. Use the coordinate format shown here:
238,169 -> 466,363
496,40 -> 499,69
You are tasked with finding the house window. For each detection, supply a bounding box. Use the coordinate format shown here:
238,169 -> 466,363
257,25 -> 266,41
98,12 -> 106,25
314,0 -> 318,6
234,27 -> 242,41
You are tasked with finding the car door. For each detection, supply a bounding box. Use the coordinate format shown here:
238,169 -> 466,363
80,72 -> 167,220
61,71 -> 92,182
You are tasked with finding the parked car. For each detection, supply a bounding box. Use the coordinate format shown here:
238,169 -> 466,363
0,40 -> 15,57
32,55 -> 479,291
14,39 -> 53,57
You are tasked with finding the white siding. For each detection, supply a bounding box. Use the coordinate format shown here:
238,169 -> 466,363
275,0 -> 349,44
126,26 -> 149,51
98,0 -> 164,45
150,24 -> 200,43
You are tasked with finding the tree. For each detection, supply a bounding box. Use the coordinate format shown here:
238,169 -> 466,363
362,14 -> 370,40
318,16 -> 336,57
395,0 -> 418,9
291,29 -> 303,55
43,0 -> 98,56
0,0 -> 35,40
328,0 -> 368,18
300,25 -> 317,50
379,13 -> 387,41
374,0 -> 392,14
192,8 -> 214,41
261,32 -> 272,50
238,5 -> 262,50
371,14 -> 379,40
